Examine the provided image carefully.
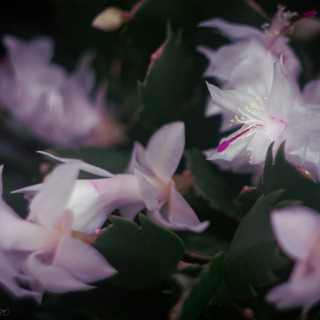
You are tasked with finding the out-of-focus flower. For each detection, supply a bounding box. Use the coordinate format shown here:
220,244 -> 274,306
266,206 -> 320,313
198,7 -> 316,132
92,1 -> 144,31
0,162 -> 116,302
15,122 -> 209,234
0,36 -> 123,147
206,60 -> 313,167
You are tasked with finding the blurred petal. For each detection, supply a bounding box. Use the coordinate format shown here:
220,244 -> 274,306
30,161 -> 81,230
37,151 -> 114,177
270,206 -> 320,260
134,169 -> 159,211
53,235 -> 117,283
146,122 -> 185,184
198,18 -> 262,40
23,251 -> 93,293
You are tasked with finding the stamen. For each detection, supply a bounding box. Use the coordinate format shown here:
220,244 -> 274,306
267,10 -> 318,48
217,125 -> 261,152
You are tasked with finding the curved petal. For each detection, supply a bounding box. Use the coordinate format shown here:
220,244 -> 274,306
4,36 -> 55,68
73,50 -> 96,93
198,18 -> 262,41
159,186 -> 209,232
125,142 -> 153,176
303,79 -> 320,105
118,203 -> 145,221
134,169 -> 159,211
30,161 -> 81,230
146,122 -> 185,184
37,151 -> 114,178
206,82 -> 257,115
266,60 -> 299,120
53,235 -> 117,283
270,206 -> 320,260
147,209 -> 209,233
23,250 -> 93,293
266,268 -> 320,312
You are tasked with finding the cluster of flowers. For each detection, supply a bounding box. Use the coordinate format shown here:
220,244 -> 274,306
0,36 -> 122,147
0,2 -> 320,315
0,121 -> 208,301
198,6 -> 320,313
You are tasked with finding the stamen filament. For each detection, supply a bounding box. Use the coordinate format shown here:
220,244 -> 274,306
217,125 -> 261,152
267,10 -> 317,49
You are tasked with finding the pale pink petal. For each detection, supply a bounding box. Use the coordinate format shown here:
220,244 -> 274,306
159,186 -> 209,231
134,169 -> 159,211
73,51 -> 96,93
266,269 -> 320,312
118,203 -> 145,221
146,122 -> 185,184
198,18 -> 262,40
270,206 -> 320,260
30,161 -> 82,230
4,36 -> 54,68
126,142 -> 153,176
0,251 -> 35,297
37,151 -> 114,177
206,82 -> 257,115
266,60 -> 299,120
303,79 -> 320,105
147,209 -> 209,233
69,175 -> 143,234
53,235 -> 117,283
23,251 -> 93,293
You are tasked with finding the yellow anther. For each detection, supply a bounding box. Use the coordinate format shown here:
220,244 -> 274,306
231,119 -> 234,122
240,116 -> 245,120
241,139 -> 245,142
255,97 -> 260,100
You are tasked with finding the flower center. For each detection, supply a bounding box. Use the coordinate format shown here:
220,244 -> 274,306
218,97 -> 269,153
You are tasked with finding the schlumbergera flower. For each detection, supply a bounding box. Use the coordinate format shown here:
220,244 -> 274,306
266,206 -> 320,313
205,58 -> 319,170
14,122 -> 209,235
0,35 -> 123,147
198,7 -> 316,132
0,163 -> 117,302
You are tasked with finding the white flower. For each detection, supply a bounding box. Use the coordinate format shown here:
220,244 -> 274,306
0,162 -> 116,302
0,35 -> 121,147
198,8 -> 317,132
266,206 -> 320,313
15,122 -> 209,234
206,59 -> 315,167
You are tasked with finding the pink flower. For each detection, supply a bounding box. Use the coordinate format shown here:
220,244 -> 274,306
0,36 -> 121,146
15,122 -> 209,234
266,206 -> 320,313
0,163 -> 116,302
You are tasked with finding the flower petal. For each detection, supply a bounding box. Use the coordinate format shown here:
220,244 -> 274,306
53,235 -> 117,283
118,203 -> 145,221
198,18 -> 262,40
270,206 -> 320,260
303,79 -> 320,105
23,251 -> 93,293
159,186 -> 209,231
134,169 -> 159,211
29,161 -> 81,230
206,82 -> 257,115
266,60 -> 299,120
146,122 -> 185,184
37,151 -> 114,178
147,209 -> 209,233
125,142 -> 153,176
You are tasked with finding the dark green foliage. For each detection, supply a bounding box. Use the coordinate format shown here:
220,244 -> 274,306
223,191 -> 290,298
259,141 -> 320,211
93,214 -> 185,290
170,252 -> 224,320
138,24 -> 192,130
